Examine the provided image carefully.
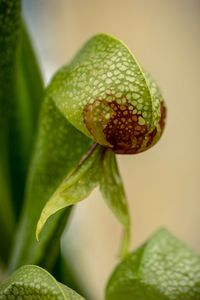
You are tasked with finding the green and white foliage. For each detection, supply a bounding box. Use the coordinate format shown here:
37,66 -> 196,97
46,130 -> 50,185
0,265 -> 85,299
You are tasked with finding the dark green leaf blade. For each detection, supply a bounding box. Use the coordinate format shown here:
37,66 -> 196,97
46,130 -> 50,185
100,149 -> 131,258
0,265 -> 85,299
0,154 -> 14,265
0,0 -> 21,263
106,228 -> 200,300
0,1 -> 44,265
9,22 -> 44,218
36,143 -> 104,239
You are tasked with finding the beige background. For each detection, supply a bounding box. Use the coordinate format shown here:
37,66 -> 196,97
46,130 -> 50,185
24,1 -> 200,299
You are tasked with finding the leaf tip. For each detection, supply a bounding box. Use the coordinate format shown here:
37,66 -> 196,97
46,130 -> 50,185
35,211 -> 47,241
35,202 -> 51,242
35,223 -> 41,241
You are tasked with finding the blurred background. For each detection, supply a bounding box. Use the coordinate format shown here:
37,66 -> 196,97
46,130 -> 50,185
23,1 -> 200,299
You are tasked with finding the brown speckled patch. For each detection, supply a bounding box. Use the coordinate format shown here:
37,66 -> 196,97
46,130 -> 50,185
83,98 -> 166,154
83,99 -> 150,154
103,102 -> 148,154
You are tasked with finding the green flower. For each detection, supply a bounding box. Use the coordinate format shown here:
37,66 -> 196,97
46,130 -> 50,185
49,33 -> 166,154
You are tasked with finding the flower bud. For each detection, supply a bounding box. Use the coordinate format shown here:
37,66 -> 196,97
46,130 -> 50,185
51,34 -> 166,154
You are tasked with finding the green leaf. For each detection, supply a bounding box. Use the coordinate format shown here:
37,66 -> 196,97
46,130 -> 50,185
0,0 -> 21,103
9,97 -> 92,272
9,22 -> 44,218
0,154 -> 14,265
36,143 -> 104,239
0,1 -> 43,263
0,0 -> 21,263
0,265 -> 85,299
100,149 -> 130,258
106,228 -> 200,300
0,0 -> 44,265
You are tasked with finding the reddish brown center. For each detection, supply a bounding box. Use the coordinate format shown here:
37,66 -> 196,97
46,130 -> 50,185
83,98 -> 166,154
103,102 -> 148,154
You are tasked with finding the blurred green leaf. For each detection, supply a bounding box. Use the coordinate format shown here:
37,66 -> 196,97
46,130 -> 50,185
0,0 -> 21,104
106,228 -> 200,300
36,143 -> 104,239
0,0 -> 21,263
0,265 -> 85,299
0,0 -> 43,263
0,154 -> 14,265
9,23 -> 44,218
100,149 -> 130,258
